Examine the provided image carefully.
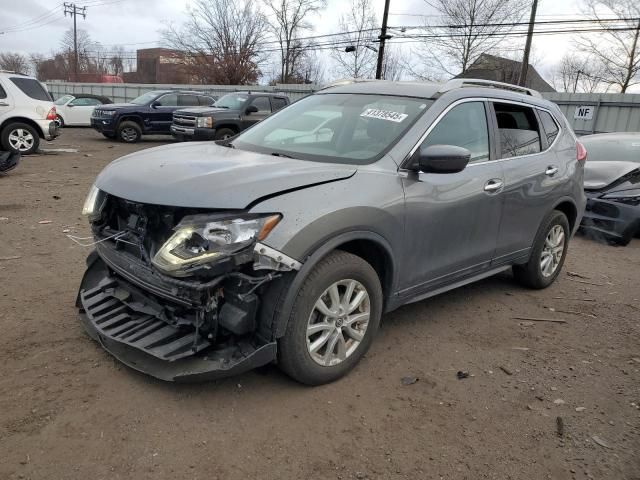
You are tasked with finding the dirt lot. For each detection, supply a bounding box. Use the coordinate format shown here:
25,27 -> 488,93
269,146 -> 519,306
0,128 -> 639,480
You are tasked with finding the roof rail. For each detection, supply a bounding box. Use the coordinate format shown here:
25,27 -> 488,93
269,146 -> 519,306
0,69 -> 16,74
438,78 -> 542,98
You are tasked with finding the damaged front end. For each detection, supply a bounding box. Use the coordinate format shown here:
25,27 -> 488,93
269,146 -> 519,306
76,187 -> 299,382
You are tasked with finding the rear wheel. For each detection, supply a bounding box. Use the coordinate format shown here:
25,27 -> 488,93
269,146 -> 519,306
214,127 -> 236,141
117,121 -> 141,143
55,115 -> 64,128
1,123 -> 40,155
278,251 -> 383,385
513,210 -> 570,289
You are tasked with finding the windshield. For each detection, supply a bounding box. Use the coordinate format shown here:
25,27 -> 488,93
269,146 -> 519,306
54,94 -> 74,105
233,93 -> 432,165
214,93 -> 249,109
130,91 -> 163,105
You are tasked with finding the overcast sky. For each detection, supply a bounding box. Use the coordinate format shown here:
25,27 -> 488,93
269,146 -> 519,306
0,0 -> 591,84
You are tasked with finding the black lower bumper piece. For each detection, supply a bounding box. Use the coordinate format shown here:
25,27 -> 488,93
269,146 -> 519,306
77,254 -> 277,382
580,195 -> 639,244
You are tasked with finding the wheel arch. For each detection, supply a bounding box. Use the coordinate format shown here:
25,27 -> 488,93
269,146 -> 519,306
0,117 -> 45,138
266,231 -> 397,339
552,197 -> 578,233
213,122 -> 240,133
116,115 -> 143,129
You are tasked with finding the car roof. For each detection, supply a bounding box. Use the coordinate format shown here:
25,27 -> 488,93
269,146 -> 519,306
318,79 -> 549,105
68,93 -> 113,103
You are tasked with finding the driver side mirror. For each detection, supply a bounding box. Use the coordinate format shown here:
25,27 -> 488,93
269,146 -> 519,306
151,100 -> 161,108
412,145 -> 471,174
245,105 -> 259,114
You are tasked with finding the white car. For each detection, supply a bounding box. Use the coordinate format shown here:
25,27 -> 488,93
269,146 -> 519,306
0,71 -> 59,154
54,94 -> 113,127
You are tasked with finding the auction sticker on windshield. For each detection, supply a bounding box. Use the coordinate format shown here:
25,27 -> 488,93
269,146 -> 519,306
360,108 -> 408,123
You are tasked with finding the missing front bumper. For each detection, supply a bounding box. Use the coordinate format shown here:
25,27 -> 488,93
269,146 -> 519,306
77,253 -> 277,382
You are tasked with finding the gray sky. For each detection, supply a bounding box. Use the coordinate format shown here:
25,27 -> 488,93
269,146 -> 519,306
0,0 -> 590,84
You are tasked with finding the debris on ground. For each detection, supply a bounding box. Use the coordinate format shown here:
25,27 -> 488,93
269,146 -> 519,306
38,220 -> 52,224
575,407 -> 586,412
567,271 -> 591,279
456,371 -> 470,380
401,376 -> 419,385
553,399 -> 566,405
499,366 -> 513,376
0,255 -> 21,261
592,435 -> 613,449
556,416 -> 564,436
513,316 -> 567,324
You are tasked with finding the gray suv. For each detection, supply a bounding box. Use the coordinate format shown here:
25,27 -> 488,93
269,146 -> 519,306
76,79 -> 586,385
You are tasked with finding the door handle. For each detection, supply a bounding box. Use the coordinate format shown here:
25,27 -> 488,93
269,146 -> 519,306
0,102 -> 9,107
545,166 -> 559,176
484,179 -> 503,193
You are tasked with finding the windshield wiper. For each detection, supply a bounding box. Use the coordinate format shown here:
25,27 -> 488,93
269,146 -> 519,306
270,152 -> 296,159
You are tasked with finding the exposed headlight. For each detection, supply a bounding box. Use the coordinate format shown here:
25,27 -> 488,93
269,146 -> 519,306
101,110 -> 116,117
152,213 -> 281,276
82,184 -> 106,221
196,116 -> 213,128
601,188 -> 640,205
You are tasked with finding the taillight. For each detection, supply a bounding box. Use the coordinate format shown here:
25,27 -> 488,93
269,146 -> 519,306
46,106 -> 56,120
576,141 -> 587,162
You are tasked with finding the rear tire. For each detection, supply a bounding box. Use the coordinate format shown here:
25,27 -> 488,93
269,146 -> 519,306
277,251 -> 383,385
214,127 -> 236,141
1,122 -> 40,155
513,210 -> 570,289
117,121 -> 141,143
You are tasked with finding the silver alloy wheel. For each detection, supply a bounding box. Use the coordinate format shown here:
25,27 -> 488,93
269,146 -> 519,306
121,127 -> 138,142
8,128 -> 35,152
306,279 -> 371,367
540,224 -> 565,277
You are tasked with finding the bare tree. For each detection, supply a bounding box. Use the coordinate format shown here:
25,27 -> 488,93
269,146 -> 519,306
576,0 -> 640,93
330,0 -> 378,78
414,0 -> 529,77
264,0 -> 326,83
163,0 -> 267,84
0,53 -> 30,74
548,54 -> 605,93
381,46 -> 405,81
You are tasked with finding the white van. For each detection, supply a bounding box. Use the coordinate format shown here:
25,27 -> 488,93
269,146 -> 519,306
0,71 -> 59,154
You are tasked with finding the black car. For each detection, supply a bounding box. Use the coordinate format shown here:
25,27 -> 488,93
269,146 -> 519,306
91,90 -> 217,143
171,92 -> 290,141
580,132 -> 640,245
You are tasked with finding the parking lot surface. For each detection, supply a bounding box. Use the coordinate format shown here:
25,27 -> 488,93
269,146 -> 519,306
1,128 -> 639,480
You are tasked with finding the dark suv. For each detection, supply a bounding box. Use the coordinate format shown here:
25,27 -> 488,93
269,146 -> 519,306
91,90 -> 216,143
77,79 -> 586,385
171,92 -> 290,141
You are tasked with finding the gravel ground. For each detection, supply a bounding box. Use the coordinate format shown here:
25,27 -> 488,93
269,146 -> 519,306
1,128 -> 639,480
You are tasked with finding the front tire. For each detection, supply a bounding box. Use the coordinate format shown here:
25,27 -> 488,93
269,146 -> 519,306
117,121 -> 141,143
1,123 -> 40,155
513,210 -> 570,289
214,127 -> 236,141
278,251 -> 383,385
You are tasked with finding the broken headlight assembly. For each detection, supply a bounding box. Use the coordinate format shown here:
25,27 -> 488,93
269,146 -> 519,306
601,188 -> 640,205
82,184 -> 107,221
152,213 -> 281,276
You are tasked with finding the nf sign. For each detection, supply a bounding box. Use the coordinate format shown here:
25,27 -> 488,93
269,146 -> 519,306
574,105 -> 595,120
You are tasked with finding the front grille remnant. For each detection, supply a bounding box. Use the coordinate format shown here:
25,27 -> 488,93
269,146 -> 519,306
81,277 -> 210,362
173,114 -> 197,127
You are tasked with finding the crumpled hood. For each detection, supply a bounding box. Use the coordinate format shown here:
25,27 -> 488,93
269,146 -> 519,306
584,161 -> 640,190
95,142 -> 356,209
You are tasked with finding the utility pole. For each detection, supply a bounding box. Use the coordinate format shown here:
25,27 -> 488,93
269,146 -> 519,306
518,0 -> 538,87
63,3 -> 87,82
375,0 -> 391,80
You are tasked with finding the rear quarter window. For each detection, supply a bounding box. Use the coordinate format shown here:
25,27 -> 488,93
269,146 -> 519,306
10,77 -> 52,101
0,82 -> 7,99
272,97 -> 288,111
537,110 -> 560,145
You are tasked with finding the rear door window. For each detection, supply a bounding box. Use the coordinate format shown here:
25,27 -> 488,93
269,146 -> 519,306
493,103 -> 541,158
10,77 -> 52,101
178,94 -> 200,107
70,97 -> 102,106
198,95 -> 215,106
537,110 -> 560,146
420,101 -> 490,163
272,97 -> 288,111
